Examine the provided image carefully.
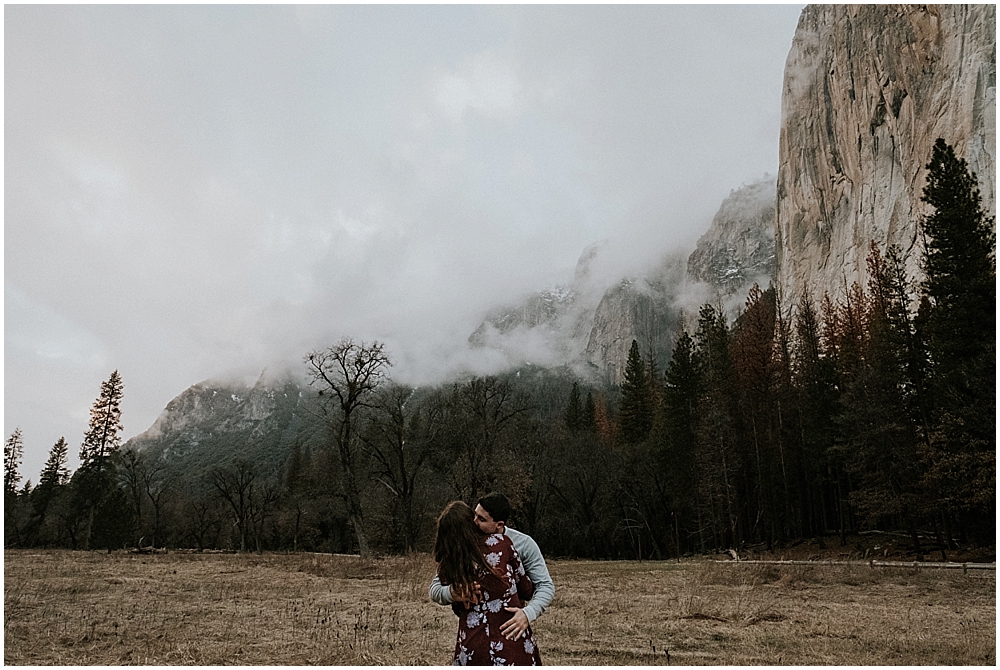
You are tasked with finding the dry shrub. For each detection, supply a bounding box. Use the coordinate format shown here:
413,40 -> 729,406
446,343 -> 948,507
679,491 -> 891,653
774,562 -> 893,589
389,552 -> 438,600
676,562 -> 786,625
693,561 -> 780,586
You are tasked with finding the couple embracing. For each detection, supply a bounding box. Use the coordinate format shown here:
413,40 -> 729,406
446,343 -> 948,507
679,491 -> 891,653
430,493 -> 555,666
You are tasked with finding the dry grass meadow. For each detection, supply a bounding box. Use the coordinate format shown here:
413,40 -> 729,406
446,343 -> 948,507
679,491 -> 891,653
4,549 -> 995,665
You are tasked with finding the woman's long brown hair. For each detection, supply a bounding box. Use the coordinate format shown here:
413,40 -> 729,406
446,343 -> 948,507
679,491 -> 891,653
433,501 -> 490,592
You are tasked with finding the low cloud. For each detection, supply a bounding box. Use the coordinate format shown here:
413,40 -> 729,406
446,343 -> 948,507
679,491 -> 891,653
5,4 -> 803,479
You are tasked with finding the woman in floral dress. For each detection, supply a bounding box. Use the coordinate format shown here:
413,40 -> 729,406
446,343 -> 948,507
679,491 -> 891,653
433,501 -> 542,666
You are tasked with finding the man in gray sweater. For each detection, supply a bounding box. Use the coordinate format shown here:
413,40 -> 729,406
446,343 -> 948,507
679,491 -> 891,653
429,492 -> 555,640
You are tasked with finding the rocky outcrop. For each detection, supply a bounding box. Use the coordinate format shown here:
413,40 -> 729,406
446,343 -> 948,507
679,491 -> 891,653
583,270 -> 684,383
470,179 -> 776,384
468,286 -> 589,354
687,177 -> 777,314
470,240 -> 689,384
776,4 -> 996,306
468,242 -> 609,377
127,377 -> 323,488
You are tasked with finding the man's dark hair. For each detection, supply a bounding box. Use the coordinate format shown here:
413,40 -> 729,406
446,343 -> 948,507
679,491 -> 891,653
477,492 -> 511,524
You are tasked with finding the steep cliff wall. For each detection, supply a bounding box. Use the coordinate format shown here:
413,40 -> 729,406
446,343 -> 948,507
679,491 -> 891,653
687,177 -> 776,316
776,4 -> 996,305
583,273 -> 683,383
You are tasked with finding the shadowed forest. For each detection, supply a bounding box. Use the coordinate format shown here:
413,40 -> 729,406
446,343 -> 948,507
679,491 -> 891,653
4,141 -> 995,562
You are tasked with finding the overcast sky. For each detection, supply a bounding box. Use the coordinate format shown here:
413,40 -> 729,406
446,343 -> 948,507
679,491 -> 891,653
5,3 -> 804,479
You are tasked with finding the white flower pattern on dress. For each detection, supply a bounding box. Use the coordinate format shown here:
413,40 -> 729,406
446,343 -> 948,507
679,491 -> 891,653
453,532 -> 538,666
466,610 -> 484,628
454,646 -> 472,665
511,547 -> 526,576
489,639 -> 508,666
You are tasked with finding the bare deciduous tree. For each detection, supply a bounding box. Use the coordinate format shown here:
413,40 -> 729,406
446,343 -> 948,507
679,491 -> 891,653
210,460 -> 258,552
361,384 -> 440,552
305,338 -> 391,557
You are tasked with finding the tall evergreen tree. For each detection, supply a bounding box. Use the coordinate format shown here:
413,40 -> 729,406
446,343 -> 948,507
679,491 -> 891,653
834,246 -> 926,551
663,331 -> 701,447
693,303 -> 744,548
920,139 -> 996,370
5,427 -> 24,495
5,428 -> 26,546
619,340 -> 653,443
793,294 -> 842,539
919,138 -> 996,542
26,437 -> 72,546
659,330 -> 702,552
79,371 -> 125,466
74,371 -> 128,550
39,437 -> 70,489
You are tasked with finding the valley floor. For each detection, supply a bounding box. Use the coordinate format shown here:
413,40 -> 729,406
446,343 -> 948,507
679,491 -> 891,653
4,549 -> 995,665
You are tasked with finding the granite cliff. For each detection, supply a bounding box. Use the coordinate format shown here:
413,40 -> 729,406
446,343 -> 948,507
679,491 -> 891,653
126,376 -> 325,489
686,177 -> 777,315
776,4 -> 996,306
471,178 -> 774,385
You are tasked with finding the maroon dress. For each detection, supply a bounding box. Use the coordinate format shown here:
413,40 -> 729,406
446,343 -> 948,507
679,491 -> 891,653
450,533 -> 542,666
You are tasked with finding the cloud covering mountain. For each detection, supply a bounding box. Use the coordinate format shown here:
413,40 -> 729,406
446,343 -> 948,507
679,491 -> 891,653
5,5 -> 803,478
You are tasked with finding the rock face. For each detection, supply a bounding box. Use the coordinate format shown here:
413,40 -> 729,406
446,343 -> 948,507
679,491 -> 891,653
470,242 -> 690,385
468,242 -> 607,376
468,286 -> 590,360
127,376 -> 323,488
470,179 -> 776,385
776,4 -> 996,306
583,269 -> 684,383
687,177 -> 777,314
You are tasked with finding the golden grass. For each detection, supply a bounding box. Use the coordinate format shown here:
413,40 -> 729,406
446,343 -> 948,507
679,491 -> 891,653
4,549 -> 995,665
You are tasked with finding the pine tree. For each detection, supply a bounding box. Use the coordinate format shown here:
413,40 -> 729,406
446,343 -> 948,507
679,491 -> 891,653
918,138 -> 996,542
663,331 -> 701,452
793,294 -> 842,539
564,382 -> 583,431
920,138 -> 996,371
79,371 -> 125,467
27,437 -> 72,545
4,427 -> 24,495
834,245 -> 927,551
5,428 -> 25,546
75,371 -> 128,550
40,437 -> 70,488
693,303 -> 744,548
659,330 -> 702,551
619,340 -> 653,443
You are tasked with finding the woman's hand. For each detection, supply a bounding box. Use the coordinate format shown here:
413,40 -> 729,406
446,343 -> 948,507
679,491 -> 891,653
500,607 -> 529,640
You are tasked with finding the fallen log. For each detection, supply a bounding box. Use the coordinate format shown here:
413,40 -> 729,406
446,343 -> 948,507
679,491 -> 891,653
715,559 -> 995,572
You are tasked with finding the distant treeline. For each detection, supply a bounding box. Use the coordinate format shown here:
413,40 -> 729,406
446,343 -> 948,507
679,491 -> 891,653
4,139 -> 994,559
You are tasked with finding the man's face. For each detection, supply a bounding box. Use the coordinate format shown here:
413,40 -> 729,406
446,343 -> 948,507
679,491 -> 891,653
473,504 -> 503,535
